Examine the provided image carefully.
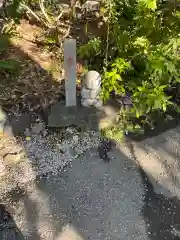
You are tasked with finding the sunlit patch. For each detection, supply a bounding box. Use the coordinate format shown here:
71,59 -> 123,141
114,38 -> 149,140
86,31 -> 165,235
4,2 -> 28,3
56,224 -> 84,240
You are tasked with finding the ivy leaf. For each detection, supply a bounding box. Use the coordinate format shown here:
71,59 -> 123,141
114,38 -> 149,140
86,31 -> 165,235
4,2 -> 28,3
138,0 -> 157,11
174,76 -> 180,83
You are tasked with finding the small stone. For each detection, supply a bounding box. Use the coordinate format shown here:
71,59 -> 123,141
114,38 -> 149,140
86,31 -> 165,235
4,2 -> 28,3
60,3 -> 70,10
76,12 -> 82,20
73,135 -> 79,143
3,154 -> 21,163
31,122 -> 45,135
42,129 -> 48,137
10,113 -> 34,136
66,127 -> 74,134
0,163 -> 5,177
0,107 -> 6,122
24,128 -> 31,137
83,1 -> 100,12
3,125 -> 13,137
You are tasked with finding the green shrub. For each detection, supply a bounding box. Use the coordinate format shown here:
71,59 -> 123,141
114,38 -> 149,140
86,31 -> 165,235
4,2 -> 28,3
0,0 -> 21,75
79,0 -> 180,128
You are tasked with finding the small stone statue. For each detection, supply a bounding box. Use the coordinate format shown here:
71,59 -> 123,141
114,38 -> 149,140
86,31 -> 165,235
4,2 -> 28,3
81,70 -> 103,108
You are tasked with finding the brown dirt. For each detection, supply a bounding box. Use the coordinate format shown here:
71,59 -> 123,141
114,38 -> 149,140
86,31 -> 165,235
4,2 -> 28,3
0,19 -> 66,114
12,19 -> 63,80
0,4 -> 106,115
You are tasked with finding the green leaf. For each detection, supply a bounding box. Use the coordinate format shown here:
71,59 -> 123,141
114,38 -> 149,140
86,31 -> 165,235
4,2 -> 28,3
174,76 -> 180,83
136,109 -> 140,118
138,0 -> 157,10
162,104 -> 166,112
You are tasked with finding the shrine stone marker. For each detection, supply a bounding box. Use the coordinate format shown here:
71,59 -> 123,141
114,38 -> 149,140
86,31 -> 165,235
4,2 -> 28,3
64,39 -> 76,107
48,38 -> 120,129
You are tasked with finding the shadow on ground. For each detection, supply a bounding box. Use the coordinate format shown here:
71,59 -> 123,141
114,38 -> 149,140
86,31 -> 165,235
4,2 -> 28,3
2,128 -> 180,239
1,22 -> 180,240
140,168 -> 180,240
0,204 -> 25,240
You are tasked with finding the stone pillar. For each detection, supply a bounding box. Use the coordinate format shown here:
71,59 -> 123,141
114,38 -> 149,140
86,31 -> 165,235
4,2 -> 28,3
64,39 -> 77,107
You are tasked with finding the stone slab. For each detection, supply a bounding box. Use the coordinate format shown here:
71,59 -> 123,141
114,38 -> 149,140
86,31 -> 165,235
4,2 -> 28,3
48,99 -> 120,130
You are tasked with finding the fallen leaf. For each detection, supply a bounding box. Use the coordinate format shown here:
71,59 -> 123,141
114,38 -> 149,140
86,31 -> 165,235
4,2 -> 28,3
26,136 -> 31,141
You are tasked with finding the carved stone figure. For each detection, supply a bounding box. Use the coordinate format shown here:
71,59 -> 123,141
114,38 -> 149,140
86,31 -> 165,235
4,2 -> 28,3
81,71 -> 102,108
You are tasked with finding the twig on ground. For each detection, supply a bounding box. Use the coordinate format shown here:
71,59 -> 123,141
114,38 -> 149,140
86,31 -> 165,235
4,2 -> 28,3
20,3 -> 48,27
39,0 -> 51,24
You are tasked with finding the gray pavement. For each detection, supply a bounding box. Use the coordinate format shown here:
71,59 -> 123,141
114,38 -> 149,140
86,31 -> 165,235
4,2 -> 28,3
1,146 -> 148,240
1,127 -> 180,239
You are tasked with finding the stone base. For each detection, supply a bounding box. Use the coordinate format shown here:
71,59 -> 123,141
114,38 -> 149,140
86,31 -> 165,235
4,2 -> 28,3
48,98 -> 120,130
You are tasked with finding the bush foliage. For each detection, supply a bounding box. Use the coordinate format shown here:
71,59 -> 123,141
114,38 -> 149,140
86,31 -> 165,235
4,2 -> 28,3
1,0 -> 180,130
79,0 -> 180,127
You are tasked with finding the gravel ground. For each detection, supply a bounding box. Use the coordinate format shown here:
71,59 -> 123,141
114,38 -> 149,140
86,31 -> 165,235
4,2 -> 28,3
0,125 -> 147,240
2,124 -> 180,239
10,147 -> 147,240
0,127 -> 102,195
23,127 -> 102,177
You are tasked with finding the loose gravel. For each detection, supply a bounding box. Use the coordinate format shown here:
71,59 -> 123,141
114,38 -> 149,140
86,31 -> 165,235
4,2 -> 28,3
23,127 -> 102,177
0,127 -> 102,195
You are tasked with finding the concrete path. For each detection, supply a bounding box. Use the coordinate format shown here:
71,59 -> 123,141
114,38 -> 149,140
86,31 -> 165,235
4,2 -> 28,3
1,127 -> 180,239
7,147 -> 147,240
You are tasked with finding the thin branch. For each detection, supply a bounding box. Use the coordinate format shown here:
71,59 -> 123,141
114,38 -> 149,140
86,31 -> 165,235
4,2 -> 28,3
20,3 -> 48,27
39,0 -> 51,24
59,25 -> 71,42
64,26 -> 71,38
105,20 -> 109,70
20,3 -> 41,23
56,11 -> 63,22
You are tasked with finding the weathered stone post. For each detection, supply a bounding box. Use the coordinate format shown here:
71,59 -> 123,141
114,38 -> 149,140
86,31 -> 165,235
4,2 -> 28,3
64,39 -> 77,107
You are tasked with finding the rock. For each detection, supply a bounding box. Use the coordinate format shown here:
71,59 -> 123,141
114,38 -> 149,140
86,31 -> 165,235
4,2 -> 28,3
9,113 -> 34,136
76,12 -> 83,20
3,125 -> 13,137
48,99 -> 120,130
42,129 -> 48,137
31,122 -> 45,135
0,107 -> 7,134
83,71 -> 101,90
0,159 -> 5,177
24,128 -> 31,137
83,1 -> 100,12
66,127 -> 74,134
3,154 -> 21,163
60,3 -> 70,9
73,135 -> 79,143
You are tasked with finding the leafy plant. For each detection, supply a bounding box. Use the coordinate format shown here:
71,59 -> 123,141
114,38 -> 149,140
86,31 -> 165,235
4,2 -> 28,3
78,37 -> 102,59
78,0 -> 180,134
100,0 -> 180,125
101,58 -> 130,100
132,82 -> 172,118
0,1 -> 20,74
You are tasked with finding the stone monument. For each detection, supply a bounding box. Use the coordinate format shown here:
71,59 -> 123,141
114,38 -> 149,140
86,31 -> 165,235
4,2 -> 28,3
48,39 -> 119,129
81,70 -> 102,108
64,39 -> 76,107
